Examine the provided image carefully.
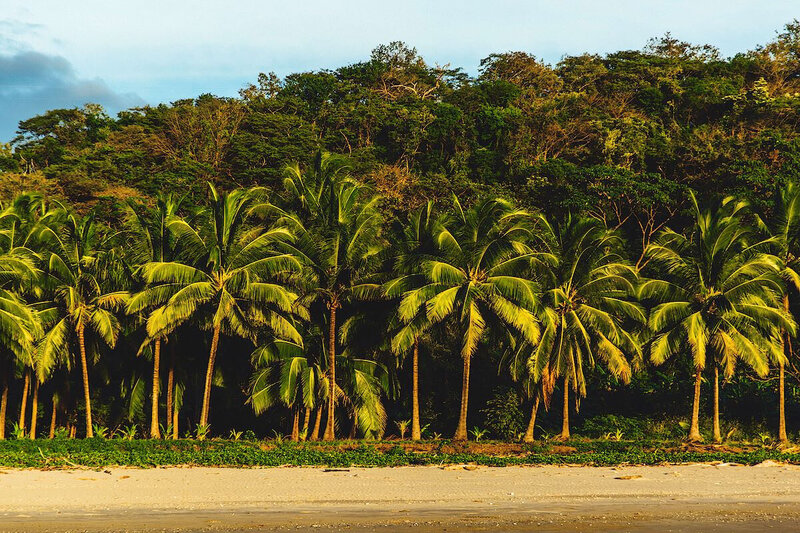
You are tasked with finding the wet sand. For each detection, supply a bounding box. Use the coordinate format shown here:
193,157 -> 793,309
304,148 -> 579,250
2,463 -> 800,531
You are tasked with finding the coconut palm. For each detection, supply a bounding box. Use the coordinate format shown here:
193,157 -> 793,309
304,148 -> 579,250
394,197 -> 541,440
136,185 -> 303,430
642,193 -> 793,442
123,193 -> 185,438
385,201 -> 439,440
525,214 -> 643,440
759,182 -> 800,442
500,336 -> 543,442
35,212 -> 128,438
273,152 -> 385,440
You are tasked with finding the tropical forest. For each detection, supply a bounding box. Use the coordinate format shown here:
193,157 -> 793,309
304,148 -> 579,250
3,24 -> 800,461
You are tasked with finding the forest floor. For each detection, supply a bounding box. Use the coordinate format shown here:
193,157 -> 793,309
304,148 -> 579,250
1,438 -> 800,468
2,463 -> 800,531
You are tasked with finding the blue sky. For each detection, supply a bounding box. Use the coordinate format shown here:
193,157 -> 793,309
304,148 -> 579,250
1,1 -> 798,141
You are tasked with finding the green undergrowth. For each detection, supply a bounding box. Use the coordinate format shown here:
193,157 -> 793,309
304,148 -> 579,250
1,439 -> 799,469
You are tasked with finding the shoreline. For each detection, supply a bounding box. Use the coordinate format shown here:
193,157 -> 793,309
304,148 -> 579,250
3,464 -> 800,531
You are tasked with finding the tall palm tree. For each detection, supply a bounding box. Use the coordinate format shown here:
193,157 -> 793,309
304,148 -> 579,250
124,194 -> 185,438
137,185 -> 304,430
501,335 -> 544,443
642,193 -> 793,442
393,197 -> 541,440
385,201 -> 438,440
36,212 -> 128,438
759,182 -> 800,442
525,214 -> 643,440
0,288 -> 39,439
274,152 -> 385,440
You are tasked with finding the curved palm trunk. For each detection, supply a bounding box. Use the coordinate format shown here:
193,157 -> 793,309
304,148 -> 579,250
0,364 -> 8,440
559,379 -> 570,440
19,369 -> 30,432
411,338 -> 421,440
150,338 -> 161,439
523,394 -> 541,443
78,324 -> 93,438
166,349 -> 174,436
712,366 -> 721,443
49,396 -> 57,439
29,378 -> 39,439
323,305 -> 337,441
199,325 -> 221,430
453,354 -> 471,441
310,405 -> 322,441
688,367 -> 703,442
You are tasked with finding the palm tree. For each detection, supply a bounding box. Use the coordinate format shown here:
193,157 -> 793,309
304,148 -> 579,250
123,194 -> 185,438
393,197 -> 541,440
36,212 -> 128,438
385,201 -> 438,440
642,193 -> 793,442
525,214 -> 643,440
501,336 -> 543,443
137,185 -> 303,430
274,152 -> 385,440
759,182 -> 800,442
0,289 -> 39,439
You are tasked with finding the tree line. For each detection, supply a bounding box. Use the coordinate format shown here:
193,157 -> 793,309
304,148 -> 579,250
1,151 -> 799,443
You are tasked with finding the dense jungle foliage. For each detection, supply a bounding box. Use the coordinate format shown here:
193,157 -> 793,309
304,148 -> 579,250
3,24 -> 800,444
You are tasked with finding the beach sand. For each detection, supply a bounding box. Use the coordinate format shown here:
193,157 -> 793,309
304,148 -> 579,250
2,463 -> 800,531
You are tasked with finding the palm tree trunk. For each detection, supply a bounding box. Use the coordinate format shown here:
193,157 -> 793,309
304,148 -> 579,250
523,394 -> 540,443
172,397 -> 179,440
19,369 -> 29,432
323,305 -> 337,441
150,338 -> 161,439
199,325 -> 221,429
310,405 -> 322,441
453,354 -> 471,441
291,406 -> 300,442
780,293 -> 791,443
411,337 -> 421,440
301,407 -> 311,441
0,364 -> 8,440
559,379 -> 570,440
78,324 -> 93,438
49,396 -> 57,439
779,362 -> 788,443
166,349 -> 174,435
349,411 -> 358,439
29,378 -> 39,439
688,367 -> 703,442
712,366 -> 721,443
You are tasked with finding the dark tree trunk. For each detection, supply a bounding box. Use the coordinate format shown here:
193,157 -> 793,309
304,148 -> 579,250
558,379 -> 570,440
523,394 -> 540,443
199,325 -> 221,430
688,367 -> 703,442
150,338 -> 161,439
78,324 -> 93,438
453,354 -> 471,441
323,304 -> 337,441
411,338 -> 421,440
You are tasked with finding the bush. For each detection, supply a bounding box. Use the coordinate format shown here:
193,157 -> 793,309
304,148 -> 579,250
481,388 -> 524,440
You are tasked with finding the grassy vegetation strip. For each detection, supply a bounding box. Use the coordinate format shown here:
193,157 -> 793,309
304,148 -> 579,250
1,440 -> 800,468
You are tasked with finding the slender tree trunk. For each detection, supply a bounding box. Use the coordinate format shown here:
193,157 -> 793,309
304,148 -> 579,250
411,338 -> 421,440
49,396 -> 57,439
688,367 -> 703,442
453,354 -> 471,441
523,394 -> 541,443
323,305 -> 337,441
19,369 -> 30,432
310,405 -> 322,441
712,366 -> 721,443
29,378 -> 39,439
349,411 -> 358,440
199,325 -> 221,429
0,364 -> 8,440
301,408 -> 311,441
172,397 -> 179,440
166,348 -> 174,434
559,379 -> 570,440
78,324 -> 93,438
779,294 -> 791,443
150,338 -> 161,439
291,406 -> 300,442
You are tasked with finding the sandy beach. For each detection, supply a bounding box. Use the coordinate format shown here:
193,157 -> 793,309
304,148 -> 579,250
2,463 -> 800,531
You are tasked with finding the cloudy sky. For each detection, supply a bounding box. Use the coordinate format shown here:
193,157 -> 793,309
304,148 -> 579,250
1,1 -> 798,141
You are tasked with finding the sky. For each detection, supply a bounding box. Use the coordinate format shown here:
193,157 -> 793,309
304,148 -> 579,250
0,1 -> 798,141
